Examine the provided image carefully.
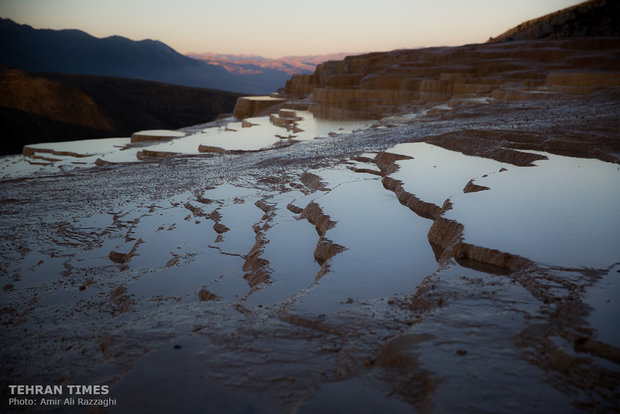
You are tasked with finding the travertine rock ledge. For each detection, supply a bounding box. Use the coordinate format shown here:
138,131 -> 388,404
282,38 -> 620,119
233,96 -> 286,119
130,130 -> 185,143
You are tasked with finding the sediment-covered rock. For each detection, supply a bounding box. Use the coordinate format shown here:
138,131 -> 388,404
243,233 -> 270,288
546,71 -> 620,94
373,152 -> 413,175
241,198 -> 278,288
292,200 -> 346,279
282,37 -> 620,119
313,237 -> 345,265
285,74 -> 319,97
198,145 -> 226,153
300,172 -> 329,192
382,176 -> 441,220
463,179 -> 490,193
426,131 -> 549,167
136,149 -> 179,159
233,96 -> 286,119
427,216 -> 529,271
198,288 -> 218,301
298,202 -> 335,236
574,336 -> 620,365
108,239 -> 143,264
374,333 -> 435,369
213,223 -> 230,234
22,146 -> 89,158
130,130 -> 185,143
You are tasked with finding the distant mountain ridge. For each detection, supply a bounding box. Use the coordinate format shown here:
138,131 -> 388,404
0,18 -> 322,94
187,52 -> 352,76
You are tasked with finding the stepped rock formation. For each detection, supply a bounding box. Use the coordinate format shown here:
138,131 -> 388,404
3,2 -> 620,412
233,96 -> 287,119
130,130 -> 186,143
283,37 -> 620,119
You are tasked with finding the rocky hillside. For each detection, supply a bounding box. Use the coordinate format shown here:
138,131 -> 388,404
488,0 -> 620,43
0,67 -> 240,155
282,37 -> 620,120
276,0 -> 620,121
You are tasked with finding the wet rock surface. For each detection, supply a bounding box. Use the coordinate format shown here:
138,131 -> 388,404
1,72 -> 619,412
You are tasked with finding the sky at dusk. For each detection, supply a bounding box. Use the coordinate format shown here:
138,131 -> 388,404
1,0 -> 585,58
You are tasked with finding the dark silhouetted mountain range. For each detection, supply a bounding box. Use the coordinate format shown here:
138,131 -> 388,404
187,52 -> 351,76
0,18 -> 296,95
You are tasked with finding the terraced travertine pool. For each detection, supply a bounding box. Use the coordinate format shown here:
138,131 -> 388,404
1,95 -> 619,413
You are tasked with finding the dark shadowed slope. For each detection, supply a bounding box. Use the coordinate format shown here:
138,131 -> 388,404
0,67 -> 241,155
488,0 -> 620,42
0,18 -> 282,94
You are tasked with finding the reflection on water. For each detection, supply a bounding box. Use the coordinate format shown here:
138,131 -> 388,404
390,142 -> 508,207
0,137 -> 131,179
2,111 -> 370,180
149,111 -> 369,153
2,112 -> 619,412
584,264 -> 620,348
243,203 -> 321,308
25,137 -> 130,156
292,167 -> 437,314
445,152 -> 620,268
298,376 -> 412,414
385,142 -> 620,269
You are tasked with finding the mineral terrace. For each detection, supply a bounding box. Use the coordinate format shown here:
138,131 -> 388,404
1,37 -> 619,413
